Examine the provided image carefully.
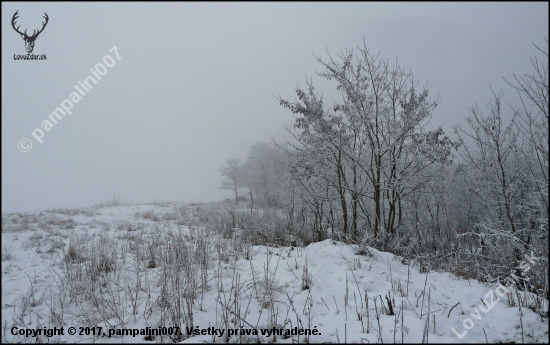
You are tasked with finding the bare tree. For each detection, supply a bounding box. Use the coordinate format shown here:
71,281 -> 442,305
505,38 -> 549,220
240,142 -> 289,207
220,158 -> 243,205
452,39 -> 549,294
279,41 -> 458,241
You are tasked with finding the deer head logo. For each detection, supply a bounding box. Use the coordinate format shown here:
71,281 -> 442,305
12,11 -> 49,54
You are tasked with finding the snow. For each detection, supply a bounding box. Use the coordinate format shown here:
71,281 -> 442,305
2,202 -> 548,343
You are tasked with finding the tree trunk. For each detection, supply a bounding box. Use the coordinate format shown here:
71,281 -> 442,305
336,149 -> 349,237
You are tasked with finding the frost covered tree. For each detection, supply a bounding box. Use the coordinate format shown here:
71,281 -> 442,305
218,38 -> 548,304
279,41 -> 458,240
505,40 -> 549,296
505,39 -> 549,221
453,39 -> 548,294
220,158 -> 243,204
454,89 -> 523,235
240,142 -> 289,207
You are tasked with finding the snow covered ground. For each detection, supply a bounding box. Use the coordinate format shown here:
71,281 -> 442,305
2,202 -> 548,343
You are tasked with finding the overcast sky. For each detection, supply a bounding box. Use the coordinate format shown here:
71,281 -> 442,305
2,2 -> 548,213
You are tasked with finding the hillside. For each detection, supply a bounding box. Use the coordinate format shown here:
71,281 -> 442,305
2,202 -> 548,343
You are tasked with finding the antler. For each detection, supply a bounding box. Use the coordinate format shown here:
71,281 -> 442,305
31,13 -> 49,39
11,10 -> 26,36
11,11 -> 49,39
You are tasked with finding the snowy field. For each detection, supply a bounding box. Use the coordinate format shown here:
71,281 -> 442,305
2,202 -> 548,343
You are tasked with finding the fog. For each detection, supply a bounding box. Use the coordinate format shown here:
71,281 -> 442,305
2,2 -> 547,213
